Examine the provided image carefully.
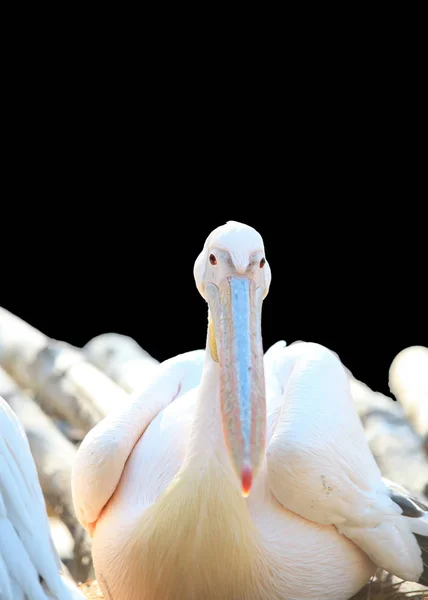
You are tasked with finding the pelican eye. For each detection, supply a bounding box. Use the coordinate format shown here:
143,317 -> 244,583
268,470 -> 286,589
209,253 -> 217,265
259,257 -> 266,268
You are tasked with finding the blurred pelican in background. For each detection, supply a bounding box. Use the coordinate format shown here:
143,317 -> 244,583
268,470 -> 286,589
389,345 -> 428,439
72,221 -> 428,600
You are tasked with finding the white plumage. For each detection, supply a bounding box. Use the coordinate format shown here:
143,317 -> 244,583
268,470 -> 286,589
0,396 -> 84,600
264,340 -> 428,582
72,221 -> 428,600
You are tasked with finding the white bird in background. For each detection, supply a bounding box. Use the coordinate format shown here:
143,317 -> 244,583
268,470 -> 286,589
0,396 -> 84,600
72,221 -> 428,600
389,344 -> 428,438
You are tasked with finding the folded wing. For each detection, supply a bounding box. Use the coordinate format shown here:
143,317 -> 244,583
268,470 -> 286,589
265,341 -> 426,583
72,350 -> 205,534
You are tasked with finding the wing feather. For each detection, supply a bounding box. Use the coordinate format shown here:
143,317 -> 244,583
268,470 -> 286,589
0,550 -> 14,600
0,396 -> 80,599
72,350 -> 205,532
266,342 -> 424,583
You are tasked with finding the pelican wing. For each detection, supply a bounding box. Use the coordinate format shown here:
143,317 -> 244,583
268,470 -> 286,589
72,350 -> 205,533
265,342 -> 428,584
0,396 -> 78,600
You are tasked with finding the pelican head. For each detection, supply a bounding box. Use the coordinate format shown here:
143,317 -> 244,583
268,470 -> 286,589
194,221 -> 271,497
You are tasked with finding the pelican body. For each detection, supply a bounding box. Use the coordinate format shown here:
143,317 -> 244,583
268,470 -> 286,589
72,221 -> 428,600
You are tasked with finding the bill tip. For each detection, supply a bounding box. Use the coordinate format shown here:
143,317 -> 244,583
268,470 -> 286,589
241,465 -> 253,497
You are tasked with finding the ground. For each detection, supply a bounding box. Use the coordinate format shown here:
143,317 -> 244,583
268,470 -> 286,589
78,579 -> 104,598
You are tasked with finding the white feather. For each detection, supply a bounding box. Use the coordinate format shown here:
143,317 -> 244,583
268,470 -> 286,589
266,341 -> 424,582
0,396 -> 84,599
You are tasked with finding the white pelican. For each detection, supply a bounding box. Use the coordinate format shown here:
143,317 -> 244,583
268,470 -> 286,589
389,345 -> 428,438
72,221 -> 428,600
0,395 -> 84,599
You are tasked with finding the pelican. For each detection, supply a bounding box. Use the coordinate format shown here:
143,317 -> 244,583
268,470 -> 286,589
389,345 -> 428,438
72,221 -> 428,600
0,395 -> 84,600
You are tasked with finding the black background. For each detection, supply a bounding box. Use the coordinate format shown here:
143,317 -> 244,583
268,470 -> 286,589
1,54 -> 425,399
1,186 -> 425,399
